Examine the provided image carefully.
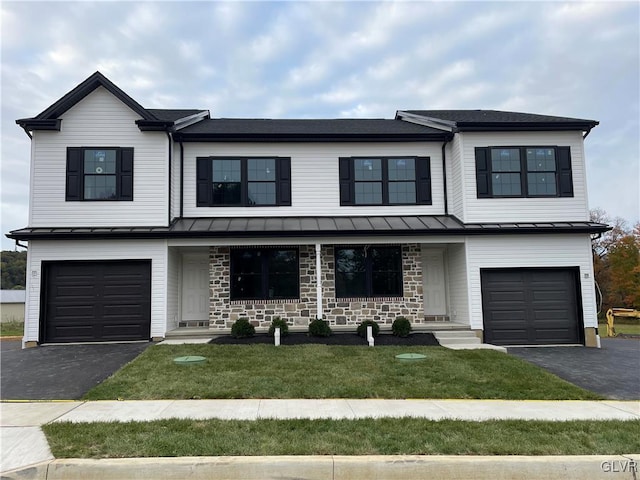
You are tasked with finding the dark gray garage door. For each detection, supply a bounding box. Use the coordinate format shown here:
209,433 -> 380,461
481,268 -> 582,346
42,261 -> 151,343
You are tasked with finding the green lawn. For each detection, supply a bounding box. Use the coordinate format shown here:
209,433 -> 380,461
43,418 -> 640,457
0,321 -> 23,337
84,344 -> 601,400
599,323 -> 640,337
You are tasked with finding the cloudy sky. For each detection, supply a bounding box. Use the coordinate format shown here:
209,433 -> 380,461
2,1 -> 639,249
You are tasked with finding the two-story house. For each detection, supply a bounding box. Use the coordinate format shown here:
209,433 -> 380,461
8,72 -> 609,348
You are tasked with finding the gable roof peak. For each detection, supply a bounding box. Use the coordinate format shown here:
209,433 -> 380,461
32,70 -> 155,121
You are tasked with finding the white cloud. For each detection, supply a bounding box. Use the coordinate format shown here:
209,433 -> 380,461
1,1 -> 639,249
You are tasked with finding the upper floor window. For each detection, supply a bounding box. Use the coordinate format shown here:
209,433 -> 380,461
230,248 -> 299,301
335,246 -> 403,298
66,147 -> 133,201
339,157 -> 431,206
196,157 -> 291,207
475,146 -> 573,198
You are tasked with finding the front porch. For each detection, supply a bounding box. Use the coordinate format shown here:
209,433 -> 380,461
166,239 -> 471,336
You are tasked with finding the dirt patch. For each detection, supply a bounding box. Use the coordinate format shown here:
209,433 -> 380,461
209,332 -> 439,346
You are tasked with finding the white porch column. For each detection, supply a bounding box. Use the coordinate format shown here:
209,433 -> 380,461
315,243 -> 323,319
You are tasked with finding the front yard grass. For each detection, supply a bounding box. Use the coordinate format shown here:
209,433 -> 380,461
43,418 -> 640,457
0,321 -> 23,337
84,344 -> 601,400
599,323 -> 640,337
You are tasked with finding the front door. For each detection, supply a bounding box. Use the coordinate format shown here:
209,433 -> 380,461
422,248 -> 447,316
181,254 -> 209,322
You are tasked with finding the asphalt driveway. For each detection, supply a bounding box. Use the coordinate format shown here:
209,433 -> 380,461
0,340 -> 150,400
509,338 -> 640,400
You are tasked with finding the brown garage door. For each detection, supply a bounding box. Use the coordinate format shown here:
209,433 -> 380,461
481,268 -> 582,346
42,261 -> 151,343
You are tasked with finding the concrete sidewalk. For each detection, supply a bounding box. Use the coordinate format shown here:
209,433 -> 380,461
2,399 -> 639,478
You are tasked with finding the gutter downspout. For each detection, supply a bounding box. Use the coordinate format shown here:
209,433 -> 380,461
166,132 -> 172,225
179,141 -> 184,218
583,127 -> 593,139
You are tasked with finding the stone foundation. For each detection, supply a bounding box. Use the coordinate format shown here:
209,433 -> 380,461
207,243 -> 425,330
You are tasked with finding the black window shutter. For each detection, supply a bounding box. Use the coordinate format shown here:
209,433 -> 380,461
415,157 -> 432,204
66,147 -> 83,201
557,146 -> 573,197
118,148 -> 134,200
277,157 -> 291,206
475,147 -> 491,198
339,157 -> 354,205
196,157 -> 212,206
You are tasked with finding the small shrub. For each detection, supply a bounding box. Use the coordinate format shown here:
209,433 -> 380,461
356,320 -> 380,338
308,319 -> 332,337
392,316 -> 412,337
231,317 -> 255,338
268,317 -> 289,337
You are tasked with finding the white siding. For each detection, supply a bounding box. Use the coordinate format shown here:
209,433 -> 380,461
465,234 -> 597,331
447,134 -> 465,220
23,239 -> 168,344
460,131 -> 590,223
170,141 -> 181,220
167,247 -> 180,331
30,87 -> 169,227
181,142 -> 445,217
446,243 -> 469,325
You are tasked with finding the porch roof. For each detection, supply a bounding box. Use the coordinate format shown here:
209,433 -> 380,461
6,216 -> 610,240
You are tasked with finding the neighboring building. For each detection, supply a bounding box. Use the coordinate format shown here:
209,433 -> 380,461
0,290 -> 26,323
8,72 -> 608,347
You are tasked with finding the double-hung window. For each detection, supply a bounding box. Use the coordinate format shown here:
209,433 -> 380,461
335,246 -> 403,298
475,146 -> 573,198
66,147 -> 134,201
230,248 -> 299,301
196,157 -> 291,207
339,157 -> 431,205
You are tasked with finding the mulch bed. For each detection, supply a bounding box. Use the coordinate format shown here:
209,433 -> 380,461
209,332 -> 439,346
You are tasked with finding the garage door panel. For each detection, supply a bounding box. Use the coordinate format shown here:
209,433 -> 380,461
491,329 -> 529,343
487,291 -> 526,303
43,261 -> 151,343
482,268 -> 582,346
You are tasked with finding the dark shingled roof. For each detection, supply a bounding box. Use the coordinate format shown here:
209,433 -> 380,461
400,109 -> 598,132
146,109 -> 208,122
6,216 -> 610,240
173,118 -> 449,142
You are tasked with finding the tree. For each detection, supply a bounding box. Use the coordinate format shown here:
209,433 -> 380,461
590,209 -> 640,313
606,227 -> 640,309
1,250 -> 27,290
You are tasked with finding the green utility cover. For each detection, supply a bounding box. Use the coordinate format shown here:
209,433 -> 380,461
173,355 -> 207,365
395,353 -> 427,362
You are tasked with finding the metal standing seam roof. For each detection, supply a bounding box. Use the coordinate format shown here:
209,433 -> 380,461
6,216 -> 611,240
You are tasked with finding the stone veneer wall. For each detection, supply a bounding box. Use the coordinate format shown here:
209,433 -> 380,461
208,243 -> 424,330
321,244 -> 424,328
208,245 -> 316,329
